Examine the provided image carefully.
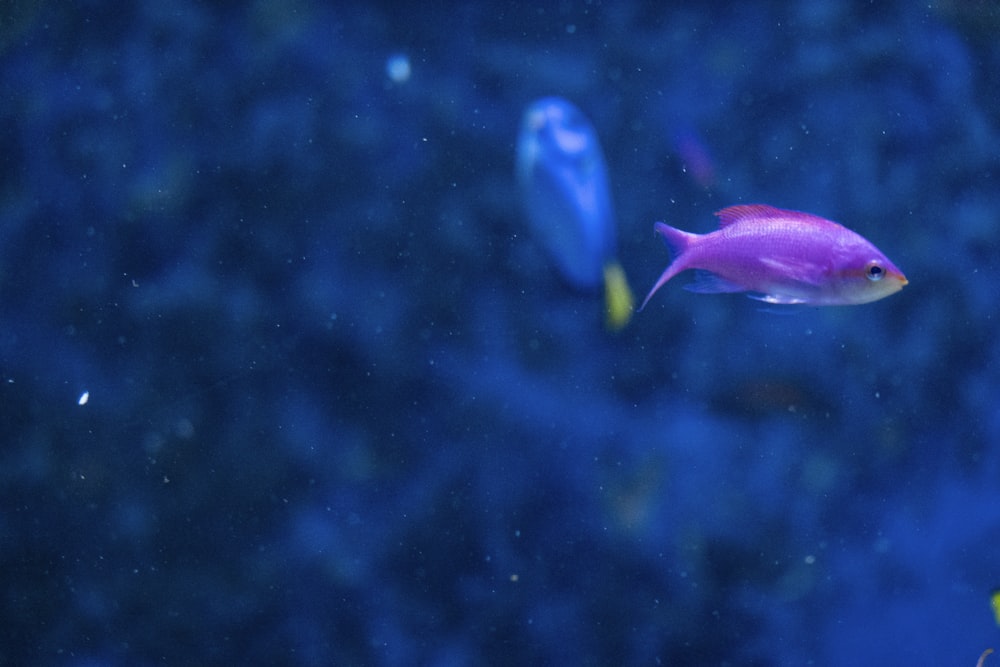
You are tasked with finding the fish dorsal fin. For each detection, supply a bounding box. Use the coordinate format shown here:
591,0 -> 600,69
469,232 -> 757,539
715,204 -> 786,228
715,204 -> 837,230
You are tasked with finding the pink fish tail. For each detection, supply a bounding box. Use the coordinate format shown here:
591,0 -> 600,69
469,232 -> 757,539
638,223 -> 695,311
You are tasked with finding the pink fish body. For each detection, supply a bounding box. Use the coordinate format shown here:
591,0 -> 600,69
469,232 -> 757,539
640,204 -> 907,309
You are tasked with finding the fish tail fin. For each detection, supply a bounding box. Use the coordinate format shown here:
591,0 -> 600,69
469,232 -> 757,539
603,260 -> 634,331
638,223 -> 696,311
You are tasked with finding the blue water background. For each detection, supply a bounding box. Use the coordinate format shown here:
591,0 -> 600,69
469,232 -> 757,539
1,2 -> 998,665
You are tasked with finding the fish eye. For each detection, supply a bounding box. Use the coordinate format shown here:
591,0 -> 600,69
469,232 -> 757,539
865,262 -> 884,282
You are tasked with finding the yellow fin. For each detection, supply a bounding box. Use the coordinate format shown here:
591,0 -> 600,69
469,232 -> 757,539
603,261 -> 634,331
992,589 -> 1000,626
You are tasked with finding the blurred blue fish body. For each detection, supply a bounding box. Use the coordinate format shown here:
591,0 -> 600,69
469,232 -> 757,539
516,97 -> 633,329
517,97 -> 614,288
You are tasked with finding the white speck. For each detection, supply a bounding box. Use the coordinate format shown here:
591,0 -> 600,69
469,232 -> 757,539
78,391 -> 89,406
386,53 -> 411,83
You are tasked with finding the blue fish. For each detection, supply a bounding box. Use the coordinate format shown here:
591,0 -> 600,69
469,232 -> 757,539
516,97 -> 633,330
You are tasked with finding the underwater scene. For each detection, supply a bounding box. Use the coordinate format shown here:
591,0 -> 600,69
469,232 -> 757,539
2,2 -> 999,665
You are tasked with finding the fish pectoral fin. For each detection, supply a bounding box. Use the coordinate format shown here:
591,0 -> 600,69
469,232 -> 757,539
758,257 -> 826,286
746,292 -> 809,305
683,271 -> 746,294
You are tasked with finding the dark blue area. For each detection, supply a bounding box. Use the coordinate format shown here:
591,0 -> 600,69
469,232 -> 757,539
2,2 -> 999,665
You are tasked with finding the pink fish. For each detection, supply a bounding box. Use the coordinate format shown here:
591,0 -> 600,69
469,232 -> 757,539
640,204 -> 907,309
